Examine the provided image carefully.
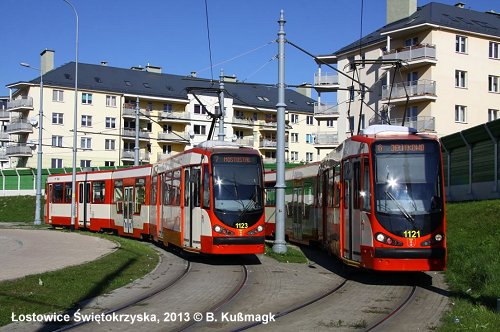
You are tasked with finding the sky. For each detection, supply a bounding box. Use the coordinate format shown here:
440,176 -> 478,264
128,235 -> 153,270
0,0 -> 498,97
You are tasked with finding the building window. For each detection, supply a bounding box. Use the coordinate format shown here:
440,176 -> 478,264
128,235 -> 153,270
163,103 -> 173,112
348,116 -> 355,132
105,161 -> 115,167
455,70 -> 467,88
291,133 -> 299,143
455,105 -> 466,123
163,145 -> 172,154
106,95 -> 116,107
405,37 -> 418,47
52,113 -> 63,125
105,117 -> 116,129
82,93 -> 92,105
291,151 -> 298,161
81,115 -> 92,127
51,158 -> 63,168
234,130 -> 244,139
360,114 -> 365,129
306,134 -> 314,144
408,106 -> 418,121
326,119 -> 334,127
194,104 -> 207,114
306,152 -> 313,162
348,86 -> 355,101
489,109 -> 499,122
193,124 -> 206,135
291,114 -> 299,123
105,139 -> 115,150
488,75 -> 499,93
455,35 -> 467,53
81,160 -> 91,168
52,90 -> 64,102
348,56 -> 355,71
52,135 -> 63,147
489,42 -> 499,59
80,137 -> 92,150
306,116 -> 314,125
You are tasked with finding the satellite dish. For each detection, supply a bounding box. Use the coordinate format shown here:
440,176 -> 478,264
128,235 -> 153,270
29,118 -> 38,127
188,130 -> 195,139
231,134 -> 238,142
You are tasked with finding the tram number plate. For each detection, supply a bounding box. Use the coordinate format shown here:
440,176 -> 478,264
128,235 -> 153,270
403,230 -> 421,238
235,223 -> 249,229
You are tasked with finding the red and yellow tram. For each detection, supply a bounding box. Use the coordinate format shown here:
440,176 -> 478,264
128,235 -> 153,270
265,125 -> 446,271
45,141 -> 265,255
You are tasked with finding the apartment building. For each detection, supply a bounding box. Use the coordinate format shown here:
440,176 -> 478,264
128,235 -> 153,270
0,97 -> 11,168
5,51 -> 321,169
314,0 -> 500,146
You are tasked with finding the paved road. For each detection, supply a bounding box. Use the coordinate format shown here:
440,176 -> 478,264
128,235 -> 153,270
0,228 -> 116,282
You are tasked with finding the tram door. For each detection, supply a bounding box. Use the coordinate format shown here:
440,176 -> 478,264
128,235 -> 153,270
123,186 -> 134,234
183,167 -> 202,249
78,181 -> 91,229
343,159 -> 362,262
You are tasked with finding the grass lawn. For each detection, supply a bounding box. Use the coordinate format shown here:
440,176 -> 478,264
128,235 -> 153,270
264,241 -> 308,263
439,199 -> 500,331
0,233 -> 159,327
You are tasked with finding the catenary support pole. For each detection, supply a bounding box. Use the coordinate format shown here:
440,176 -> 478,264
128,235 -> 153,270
272,10 -> 287,254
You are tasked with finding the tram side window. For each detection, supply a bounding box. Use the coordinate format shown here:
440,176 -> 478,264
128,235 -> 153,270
333,166 -> 341,208
151,175 -> 157,205
53,183 -> 64,203
328,169 -> 334,208
172,170 -> 181,206
92,181 -> 105,203
162,172 -> 171,205
353,161 -> 360,209
64,182 -> 72,203
114,180 -> 123,213
203,165 -> 210,208
362,159 -> 371,211
192,168 -> 201,208
135,178 -> 146,214
265,186 -> 276,206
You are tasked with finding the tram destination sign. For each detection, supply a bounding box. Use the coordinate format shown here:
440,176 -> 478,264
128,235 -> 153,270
375,142 -> 431,154
213,154 -> 259,164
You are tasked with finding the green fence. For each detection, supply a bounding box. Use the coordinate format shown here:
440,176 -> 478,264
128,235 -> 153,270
441,118 -> 500,201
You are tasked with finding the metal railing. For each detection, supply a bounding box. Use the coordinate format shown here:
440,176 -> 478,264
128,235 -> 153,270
123,107 -> 151,118
369,116 -> 435,132
383,44 -> 436,62
232,117 -> 254,126
6,97 -> 33,110
314,72 -> 339,86
314,102 -> 339,116
157,131 -> 190,141
121,150 -> 150,161
160,111 -> 191,121
121,129 -> 150,139
382,79 -> 436,100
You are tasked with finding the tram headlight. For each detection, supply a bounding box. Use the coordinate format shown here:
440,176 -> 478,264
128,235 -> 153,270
376,233 -> 385,242
248,225 -> 264,235
434,234 -> 443,242
214,225 -> 222,233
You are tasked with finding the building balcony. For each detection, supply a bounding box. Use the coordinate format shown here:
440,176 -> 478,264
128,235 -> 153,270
314,102 -> 339,119
231,116 -> 254,128
259,120 -> 277,131
313,73 -> 339,92
159,111 -> 191,123
157,152 -> 173,161
233,138 -> 254,146
157,131 -> 190,142
121,129 -> 150,141
6,97 -> 33,112
0,110 -> 10,120
383,44 -> 437,68
314,132 -> 339,147
369,115 -> 435,132
121,150 -> 150,162
0,148 -> 8,161
122,105 -> 151,120
5,119 -> 33,134
381,79 -> 437,104
6,144 -> 33,157
259,140 -> 288,149
0,131 -> 9,141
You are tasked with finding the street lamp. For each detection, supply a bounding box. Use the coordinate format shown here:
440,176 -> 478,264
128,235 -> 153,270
63,0 -> 79,231
20,62 -> 43,225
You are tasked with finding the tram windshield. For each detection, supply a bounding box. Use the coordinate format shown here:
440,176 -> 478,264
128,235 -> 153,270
373,140 -> 444,237
211,154 -> 264,228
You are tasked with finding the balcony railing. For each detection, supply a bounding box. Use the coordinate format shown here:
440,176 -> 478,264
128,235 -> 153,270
160,111 -> 191,121
121,150 -> 150,161
157,131 -> 190,141
122,129 -> 150,140
0,131 -> 9,141
232,116 -> 254,127
369,116 -> 435,132
6,144 -> 33,156
123,107 -> 151,118
382,79 -> 436,100
6,119 -> 33,134
157,152 -> 173,161
233,138 -> 254,146
314,73 -> 339,86
7,97 -> 33,111
314,132 -> 339,145
0,110 -> 9,119
383,44 -> 436,63
314,102 -> 339,117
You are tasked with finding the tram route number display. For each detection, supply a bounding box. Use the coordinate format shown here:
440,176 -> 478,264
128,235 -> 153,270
376,143 -> 426,153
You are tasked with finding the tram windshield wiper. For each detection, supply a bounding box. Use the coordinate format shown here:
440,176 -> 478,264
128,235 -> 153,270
385,190 -> 417,228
